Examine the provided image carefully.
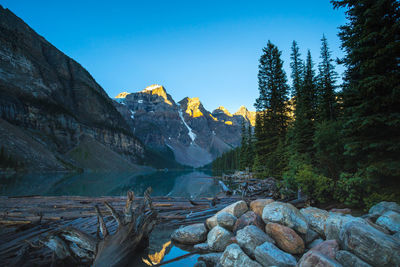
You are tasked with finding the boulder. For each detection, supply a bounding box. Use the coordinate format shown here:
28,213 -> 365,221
265,222 -> 304,254
307,238 -> 324,249
217,212 -> 237,231
219,244 -> 262,267
369,201 -> 400,216
207,226 -> 234,252
325,213 -> 358,240
303,228 -> 319,244
310,239 -> 339,259
300,207 -> 329,236
250,199 -> 274,217
171,223 -> 208,244
206,201 -> 248,229
364,217 -> 391,234
254,241 -> 297,267
339,219 -> 400,266
262,202 -> 308,234
335,250 -> 372,267
376,210 -> 400,233
194,242 -> 209,252
394,231 -> 400,241
236,225 -> 275,258
330,208 -> 351,214
198,252 -> 223,266
298,251 -> 342,267
233,211 -> 265,233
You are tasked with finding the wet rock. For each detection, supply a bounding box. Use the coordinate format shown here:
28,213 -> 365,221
217,212 -> 237,231
300,207 -> 329,236
236,225 -> 275,258
198,252 -> 223,266
303,228 -> 319,244
310,239 -> 339,259
262,202 -> 308,234
330,208 -> 351,214
194,242 -> 209,252
307,238 -> 324,249
207,226 -> 234,252
376,210 -> 400,233
206,201 -> 248,229
233,211 -> 265,233
339,219 -> 400,266
364,217 -> 392,234
325,213 -> 358,240
254,241 -> 297,267
219,244 -> 262,267
298,251 -> 342,267
335,250 -> 372,267
250,199 -> 274,217
369,201 -> 400,216
265,223 -> 304,254
171,223 -> 207,244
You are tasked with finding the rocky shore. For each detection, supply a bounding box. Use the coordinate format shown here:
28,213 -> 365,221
171,200 -> 400,267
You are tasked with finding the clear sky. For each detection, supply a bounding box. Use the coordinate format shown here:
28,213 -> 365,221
2,0 -> 346,112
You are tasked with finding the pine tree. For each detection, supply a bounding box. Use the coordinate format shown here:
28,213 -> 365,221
254,41 -> 290,177
293,50 -> 317,158
290,41 -> 303,99
239,121 -> 248,169
332,0 -> 400,188
317,35 -> 338,121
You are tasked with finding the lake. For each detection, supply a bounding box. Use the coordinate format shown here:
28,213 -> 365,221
0,170 -> 219,266
0,170 -> 220,198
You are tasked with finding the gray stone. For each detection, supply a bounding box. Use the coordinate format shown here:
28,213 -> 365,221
198,252 -> 223,266
254,241 -> 297,267
194,242 -> 209,252
303,228 -> 319,244
206,201 -> 248,229
300,207 -> 329,236
298,251 -> 342,267
233,211 -> 265,233
335,250 -> 372,267
394,231 -> 400,240
236,225 -> 275,258
207,226 -> 234,252
262,202 -> 308,234
339,219 -> 400,266
217,212 -> 237,231
369,201 -> 400,216
171,223 -> 207,244
219,244 -> 262,267
307,238 -> 324,249
376,210 -> 400,233
325,213 -> 358,240
310,239 -> 339,259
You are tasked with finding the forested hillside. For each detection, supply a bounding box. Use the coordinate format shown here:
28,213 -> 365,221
212,0 -> 400,208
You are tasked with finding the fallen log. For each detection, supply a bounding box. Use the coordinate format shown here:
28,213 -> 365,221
34,188 -> 157,267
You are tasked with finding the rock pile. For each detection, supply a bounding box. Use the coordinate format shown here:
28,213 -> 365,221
171,200 -> 400,267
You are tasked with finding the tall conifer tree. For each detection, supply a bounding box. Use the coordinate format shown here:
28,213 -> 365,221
332,0 -> 400,187
317,35 -> 338,121
254,41 -> 290,176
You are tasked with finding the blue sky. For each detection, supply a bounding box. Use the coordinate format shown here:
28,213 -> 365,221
2,0 -> 346,112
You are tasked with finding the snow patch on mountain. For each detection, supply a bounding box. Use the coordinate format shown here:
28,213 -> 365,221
178,107 -> 196,143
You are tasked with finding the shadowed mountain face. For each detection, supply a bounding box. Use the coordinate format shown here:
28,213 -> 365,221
114,85 -> 254,167
0,6 -> 145,171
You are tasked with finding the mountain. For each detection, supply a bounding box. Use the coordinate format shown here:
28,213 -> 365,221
114,85 -> 254,167
0,6 -> 146,172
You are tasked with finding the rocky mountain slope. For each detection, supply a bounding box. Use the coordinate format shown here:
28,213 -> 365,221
0,6 -> 145,172
114,85 -> 255,167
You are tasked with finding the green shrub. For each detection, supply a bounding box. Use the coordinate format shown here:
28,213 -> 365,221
334,172 -> 370,207
295,164 -> 334,204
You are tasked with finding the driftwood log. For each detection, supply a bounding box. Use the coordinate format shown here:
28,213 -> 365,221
36,188 -> 157,267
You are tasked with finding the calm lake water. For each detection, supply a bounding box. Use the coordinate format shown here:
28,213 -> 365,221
0,170 -> 219,266
0,170 -> 220,198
